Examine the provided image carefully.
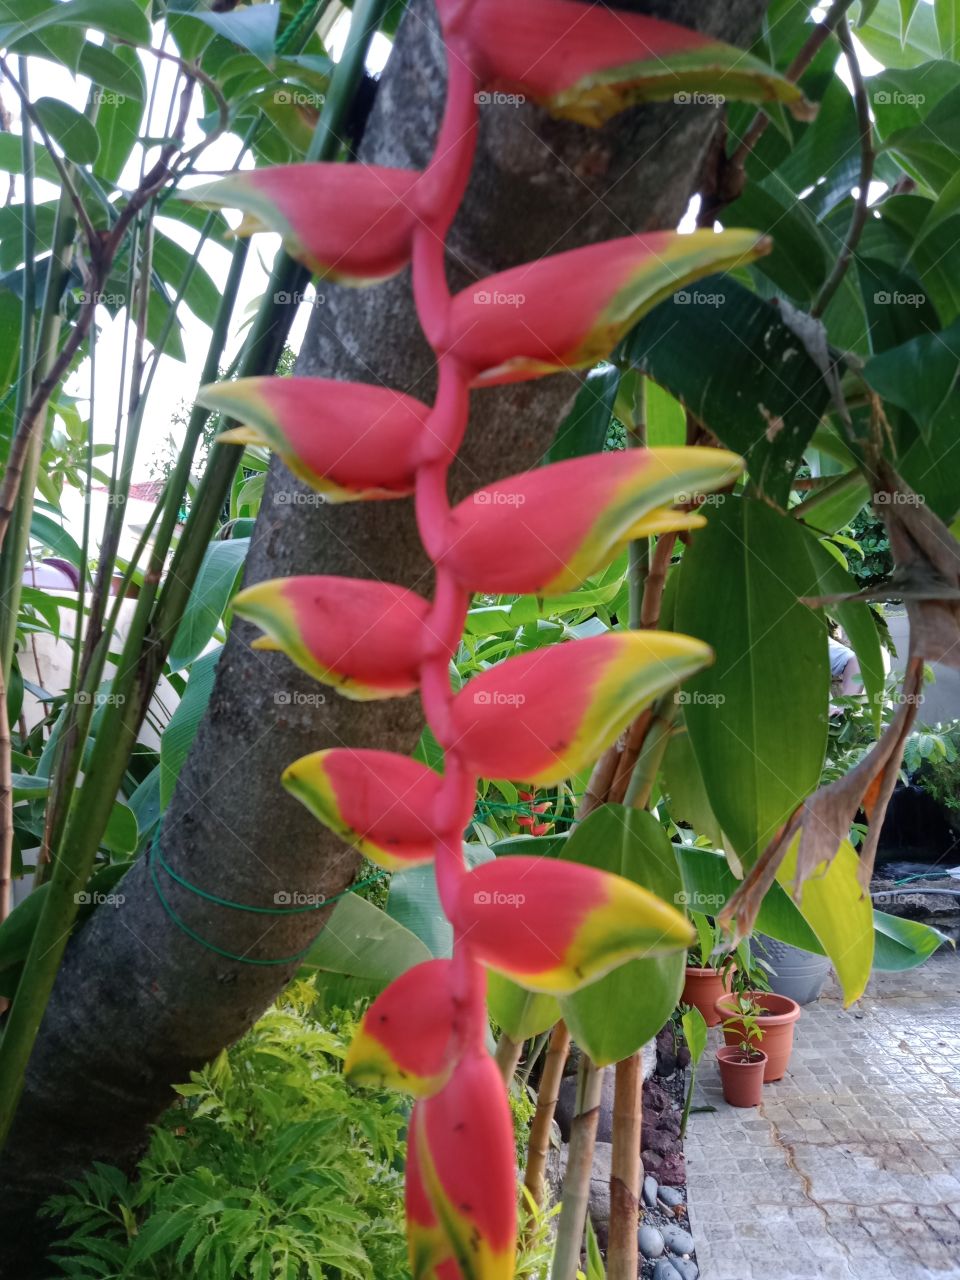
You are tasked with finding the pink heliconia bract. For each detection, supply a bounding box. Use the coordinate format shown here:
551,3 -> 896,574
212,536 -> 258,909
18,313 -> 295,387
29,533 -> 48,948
346,959 -> 457,1095
416,1053 -> 517,1280
233,576 -> 430,700
452,856 -> 694,992
442,447 -> 743,594
282,748 -> 443,870
203,0 -> 788,1271
438,0 -> 815,127
443,230 -> 769,386
200,377 -> 431,502
189,163 -> 421,282
449,631 -> 712,784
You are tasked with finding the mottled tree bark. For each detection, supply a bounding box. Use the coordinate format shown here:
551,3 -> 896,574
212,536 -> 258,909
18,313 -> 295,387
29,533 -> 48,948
0,0 -> 765,1269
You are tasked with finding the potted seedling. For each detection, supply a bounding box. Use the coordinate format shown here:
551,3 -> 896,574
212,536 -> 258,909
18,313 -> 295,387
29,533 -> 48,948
715,981 -> 801,1083
680,911 -> 737,1026
716,1008 -> 767,1108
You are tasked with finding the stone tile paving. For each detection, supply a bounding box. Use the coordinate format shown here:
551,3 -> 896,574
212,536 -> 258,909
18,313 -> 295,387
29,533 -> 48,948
685,948 -> 960,1280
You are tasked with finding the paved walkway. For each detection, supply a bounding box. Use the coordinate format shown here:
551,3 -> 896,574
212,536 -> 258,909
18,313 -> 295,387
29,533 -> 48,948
685,949 -> 960,1280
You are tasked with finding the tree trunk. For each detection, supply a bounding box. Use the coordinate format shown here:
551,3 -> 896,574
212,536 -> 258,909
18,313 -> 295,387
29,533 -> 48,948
0,0 -> 765,1269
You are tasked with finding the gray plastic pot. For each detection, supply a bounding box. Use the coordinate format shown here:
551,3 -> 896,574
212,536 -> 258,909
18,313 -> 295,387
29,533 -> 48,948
755,935 -> 831,1005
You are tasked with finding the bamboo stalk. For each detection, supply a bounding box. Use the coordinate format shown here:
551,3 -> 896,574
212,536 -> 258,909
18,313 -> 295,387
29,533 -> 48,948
495,1032 -> 524,1084
607,1052 -> 643,1280
551,1055 -> 604,1280
524,1021 -> 571,1205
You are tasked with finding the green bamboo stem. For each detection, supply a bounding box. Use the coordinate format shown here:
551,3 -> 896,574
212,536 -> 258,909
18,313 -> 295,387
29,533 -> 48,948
494,1032 -> 524,1084
524,1021 -> 571,1206
0,0 -> 392,1153
551,1055 -> 604,1280
607,1053 -> 642,1280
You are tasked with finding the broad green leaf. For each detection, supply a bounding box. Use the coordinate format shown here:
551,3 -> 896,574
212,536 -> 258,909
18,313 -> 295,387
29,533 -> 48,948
0,0 -> 151,47
865,318 -> 960,439
387,844 -> 494,957
680,1004 -> 708,1066
168,538 -> 249,673
547,363 -> 620,463
33,97 -> 100,165
621,278 -> 830,505
93,47 -> 145,184
102,801 -> 138,855
189,3 -> 280,57
487,972 -> 560,1041
30,510 -> 84,571
898,0 -> 920,39
872,910 -> 948,969
152,229 -> 223,328
675,496 -> 830,868
725,179 -> 827,300
661,728 -> 724,851
796,531 -> 885,730
300,894 -> 431,1007
857,0 -> 942,65
160,647 -> 221,807
0,134 -> 60,183
644,378 -> 685,447
559,805 -> 685,1066
78,42 -> 147,101
776,836 -> 874,1005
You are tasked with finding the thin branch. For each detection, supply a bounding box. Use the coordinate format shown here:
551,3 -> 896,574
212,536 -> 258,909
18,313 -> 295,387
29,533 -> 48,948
811,18 -> 875,318
699,0 -> 856,224
0,57 -> 99,251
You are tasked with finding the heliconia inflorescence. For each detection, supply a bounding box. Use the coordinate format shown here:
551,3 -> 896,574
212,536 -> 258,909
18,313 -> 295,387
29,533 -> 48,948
197,1 -> 796,1273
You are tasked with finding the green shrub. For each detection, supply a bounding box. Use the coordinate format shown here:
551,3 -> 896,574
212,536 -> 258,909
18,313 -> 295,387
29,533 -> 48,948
44,983 -> 408,1280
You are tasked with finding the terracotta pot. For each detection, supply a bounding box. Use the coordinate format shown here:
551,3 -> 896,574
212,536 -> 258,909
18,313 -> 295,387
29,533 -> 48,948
716,1046 -> 767,1107
715,991 -> 801,1082
681,965 -> 734,1027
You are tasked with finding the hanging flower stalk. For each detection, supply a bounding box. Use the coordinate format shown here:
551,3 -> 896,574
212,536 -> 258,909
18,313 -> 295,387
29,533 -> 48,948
197,1 -> 804,1274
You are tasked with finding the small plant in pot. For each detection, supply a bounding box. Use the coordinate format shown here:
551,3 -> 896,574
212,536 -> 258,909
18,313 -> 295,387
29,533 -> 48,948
680,911 -> 738,1027
716,1008 -> 767,1108
715,984 -> 801,1083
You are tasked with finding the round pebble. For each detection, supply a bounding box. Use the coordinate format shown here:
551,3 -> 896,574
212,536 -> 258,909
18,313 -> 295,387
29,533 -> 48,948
653,1261 -> 677,1280
642,1174 -> 659,1208
638,1225 -> 665,1259
658,1185 -> 684,1209
662,1224 -> 695,1256
668,1259 -> 699,1280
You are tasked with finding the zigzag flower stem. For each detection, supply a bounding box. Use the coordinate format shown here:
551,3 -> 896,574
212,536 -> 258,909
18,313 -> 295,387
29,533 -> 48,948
192,0 -> 814,1272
